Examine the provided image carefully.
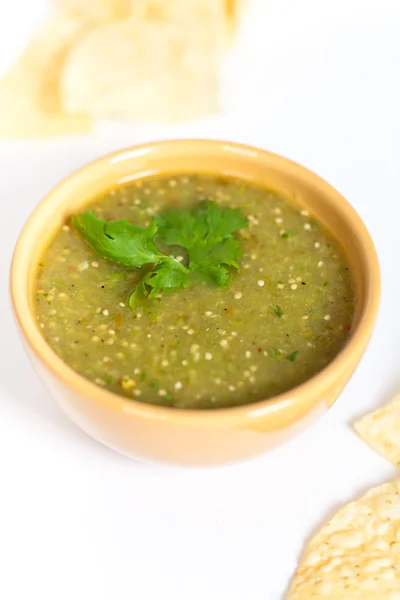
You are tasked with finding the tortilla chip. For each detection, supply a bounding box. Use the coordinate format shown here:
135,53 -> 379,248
0,15 -> 92,137
61,18 -> 219,122
130,0 -> 227,46
288,479 -> 400,599
354,394 -> 400,466
54,0 -> 130,20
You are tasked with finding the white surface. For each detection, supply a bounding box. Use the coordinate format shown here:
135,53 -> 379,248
0,1 -> 399,599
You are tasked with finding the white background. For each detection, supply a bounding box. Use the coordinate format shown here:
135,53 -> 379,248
0,1 -> 399,599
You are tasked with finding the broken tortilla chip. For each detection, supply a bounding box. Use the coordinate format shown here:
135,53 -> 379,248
354,394 -> 400,466
0,15 -> 92,137
61,17 -> 219,122
288,479 -> 400,599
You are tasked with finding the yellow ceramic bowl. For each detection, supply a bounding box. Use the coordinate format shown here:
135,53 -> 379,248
11,140 -> 380,466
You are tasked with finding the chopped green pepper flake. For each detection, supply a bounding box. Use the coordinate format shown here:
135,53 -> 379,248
149,379 -> 159,388
43,293 -> 48,297
281,230 -> 295,239
150,312 -> 158,320
269,304 -> 283,318
165,395 -> 174,402
323,281 -> 329,287
104,374 -> 114,385
140,372 -> 147,381
286,351 -> 298,362
268,347 -> 281,359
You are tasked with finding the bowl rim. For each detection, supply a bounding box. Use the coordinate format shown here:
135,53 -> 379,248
10,139 -> 381,426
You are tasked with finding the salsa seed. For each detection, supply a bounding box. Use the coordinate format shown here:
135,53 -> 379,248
102,309 -> 109,316
296,277 -> 302,282
274,208 -> 282,215
91,261 -> 99,268
215,378 -> 221,385
92,336 -> 100,342
245,351 -> 252,358
103,356 -> 111,363
324,314 -> 331,321
220,339 -> 228,348
95,307 -> 101,314
158,389 -> 167,396
250,365 -> 258,372
244,263 -> 250,269
182,360 -> 188,366
234,292 -> 242,300
62,225 -> 70,232
78,260 -> 89,271
161,359 -> 169,367
205,352 -> 213,360
228,385 -> 236,392
251,254 -> 257,260
116,353 -> 124,359
288,278 -> 295,284
174,381 -> 183,390
108,329 -> 115,335
257,280 -> 265,287
190,344 -> 199,354
187,329 -> 194,335
275,217 -> 283,224
119,302 -> 125,307
168,179 -> 177,187
106,338 -> 114,345
318,261 -> 324,268
133,389 -> 142,397
277,283 -> 284,289
314,242 -> 320,248
304,223 -> 311,230
301,209 -> 309,216
291,284 -> 298,290
302,315 -> 309,320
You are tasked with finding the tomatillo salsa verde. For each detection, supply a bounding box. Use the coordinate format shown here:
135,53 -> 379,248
34,173 -> 354,409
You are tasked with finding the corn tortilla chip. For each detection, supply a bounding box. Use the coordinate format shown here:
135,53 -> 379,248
287,479 -> 400,599
354,395 -> 400,466
54,0 -> 130,20
0,15 -> 92,137
61,18 -> 219,122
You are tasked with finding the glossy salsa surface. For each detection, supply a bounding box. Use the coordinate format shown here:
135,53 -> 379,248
34,173 -> 354,409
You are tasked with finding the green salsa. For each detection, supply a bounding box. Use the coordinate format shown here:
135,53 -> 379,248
34,173 -> 354,409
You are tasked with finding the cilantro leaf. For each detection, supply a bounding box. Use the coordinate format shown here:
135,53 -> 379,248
129,259 -> 189,307
72,211 -> 164,268
269,304 -> 283,317
157,201 -> 248,250
73,200 -> 248,307
156,201 -> 248,286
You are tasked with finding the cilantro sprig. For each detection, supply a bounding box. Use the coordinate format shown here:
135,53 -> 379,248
72,201 -> 248,307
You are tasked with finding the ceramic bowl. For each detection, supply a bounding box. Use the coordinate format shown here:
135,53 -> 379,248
10,140 -> 380,466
